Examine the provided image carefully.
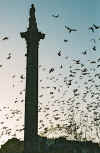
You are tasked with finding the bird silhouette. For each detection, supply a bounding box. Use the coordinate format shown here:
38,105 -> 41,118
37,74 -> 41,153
49,68 -> 54,73
82,50 -> 87,55
52,14 -> 59,18
90,60 -> 96,64
6,53 -> 11,59
65,25 -> 77,33
92,46 -> 96,51
60,64 -> 63,69
20,74 -> 25,79
2,37 -> 8,40
57,50 -> 61,56
88,26 -> 94,32
50,91 -> 54,95
64,39 -> 68,42
73,59 -> 80,64
19,91 -> 23,95
93,24 -> 100,29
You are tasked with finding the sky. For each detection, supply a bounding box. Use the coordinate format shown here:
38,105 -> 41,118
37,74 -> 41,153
0,0 -> 99,105
0,0 -> 100,63
0,0 -> 100,146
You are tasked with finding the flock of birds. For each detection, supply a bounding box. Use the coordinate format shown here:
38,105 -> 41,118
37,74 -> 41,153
0,12 -> 100,147
52,13 -> 100,33
38,56 -> 100,141
1,51 -> 100,145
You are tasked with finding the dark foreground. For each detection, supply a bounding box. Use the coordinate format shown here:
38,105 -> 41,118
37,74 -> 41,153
0,136 -> 100,153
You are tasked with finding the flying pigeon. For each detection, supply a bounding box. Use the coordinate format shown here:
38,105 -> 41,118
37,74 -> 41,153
2,37 -> 8,40
6,53 -> 11,59
57,50 -> 61,56
88,26 -> 94,32
52,14 -> 59,18
60,64 -> 63,68
49,68 -> 54,73
20,74 -> 25,79
82,50 -> 87,55
92,46 -> 96,51
93,24 -> 100,29
64,39 -> 68,42
65,25 -> 77,33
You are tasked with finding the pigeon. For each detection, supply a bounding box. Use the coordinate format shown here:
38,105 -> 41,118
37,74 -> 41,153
57,50 -> 61,56
19,91 -> 23,95
73,59 -> 80,64
60,64 -> 63,69
97,64 -> 100,68
49,68 -> 54,73
97,57 -> 100,62
92,46 -> 96,51
65,25 -> 77,33
64,39 -> 68,42
6,53 -> 11,59
52,14 -> 59,18
50,92 -> 54,95
20,74 -> 25,79
88,26 -> 94,32
90,60 -> 96,64
93,24 -> 100,29
82,50 -> 87,55
2,37 -> 8,40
